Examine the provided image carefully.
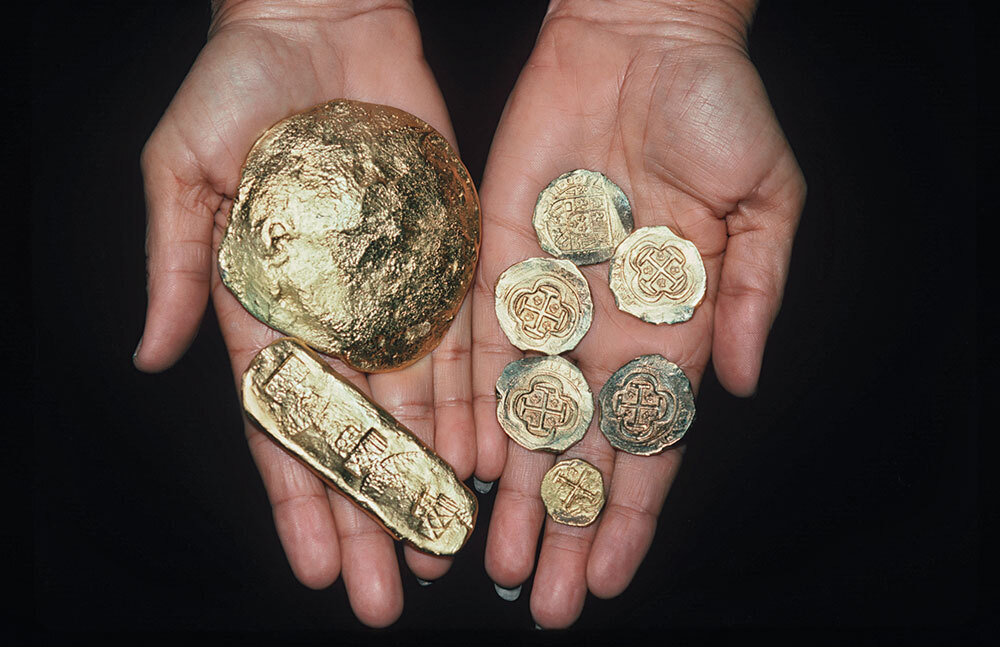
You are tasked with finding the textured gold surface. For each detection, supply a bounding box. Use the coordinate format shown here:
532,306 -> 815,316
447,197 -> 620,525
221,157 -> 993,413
494,257 -> 593,354
540,458 -> 605,527
242,338 -> 477,556
495,355 -> 593,453
219,100 -> 480,373
533,169 -> 633,265
598,354 -> 695,455
608,226 -> 706,324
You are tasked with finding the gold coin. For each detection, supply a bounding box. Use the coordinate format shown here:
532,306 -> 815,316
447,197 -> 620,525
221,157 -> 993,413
218,100 -> 480,373
598,354 -> 695,455
532,169 -> 633,265
540,458 -> 605,527
494,257 -> 593,354
242,337 -> 477,556
608,226 -> 706,324
495,355 -> 594,453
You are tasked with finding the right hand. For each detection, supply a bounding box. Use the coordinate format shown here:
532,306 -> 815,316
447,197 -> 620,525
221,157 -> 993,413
134,0 -> 476,626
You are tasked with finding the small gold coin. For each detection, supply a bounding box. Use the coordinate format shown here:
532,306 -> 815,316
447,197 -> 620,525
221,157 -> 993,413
494,257 -> 593,354
242,337 -> 477,556
218,100 -> 480,373
495,355 -> 594,453
598,354 -> 695,455
540,458 -> 605,527
608,226 -> 706,324
533,169 -> 633,265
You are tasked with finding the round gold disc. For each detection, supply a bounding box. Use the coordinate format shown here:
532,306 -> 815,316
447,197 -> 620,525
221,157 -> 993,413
494,257 -> 593,354
598,354 -> 695,455
218,99 -> 480,373
540,458 -> 606,527
608,226 -> 706,324
495,355 -> 594,453
532,169 -> 633,265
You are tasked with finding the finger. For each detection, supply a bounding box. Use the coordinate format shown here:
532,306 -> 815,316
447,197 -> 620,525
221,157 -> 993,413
713,154 -> 806,396
367,356 -> 453,584
586,449 -> 683,599
134,134 -> 219,373
484,444 -> 554,588
530,422 -> 615,629
431,296 -> 476,480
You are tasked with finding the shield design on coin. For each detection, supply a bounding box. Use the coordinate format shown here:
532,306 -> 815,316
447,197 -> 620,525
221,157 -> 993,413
545,176 -> 613,253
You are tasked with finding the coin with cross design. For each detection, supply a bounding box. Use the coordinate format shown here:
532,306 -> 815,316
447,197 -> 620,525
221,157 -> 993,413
540,458 -> 605,526
598,354 -> 695,455
495,355 -> 594,453
494,257 -> 593,354
609,225 -> 706,324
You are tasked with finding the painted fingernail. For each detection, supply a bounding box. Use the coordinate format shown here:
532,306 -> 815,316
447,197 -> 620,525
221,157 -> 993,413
534,623 -> 543,630
415,577 -> 433,587
493,583 -> 521,601
132,336 -> 143,364
473,477 -> 494,494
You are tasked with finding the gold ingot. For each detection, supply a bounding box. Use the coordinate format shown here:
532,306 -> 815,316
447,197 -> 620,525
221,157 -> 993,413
540,458 -> 605,527
218,100 -> 480,373
533,169 -> 633,265
495,355 -> 594,453
494,257 -> 593,354
242,337 -> 477,556
608,226 -> 706,324
598,354 -> 695,456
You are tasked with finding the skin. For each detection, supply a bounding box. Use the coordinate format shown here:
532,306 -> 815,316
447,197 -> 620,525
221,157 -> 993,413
136,0 -> 804,629
472,0 -> 805,629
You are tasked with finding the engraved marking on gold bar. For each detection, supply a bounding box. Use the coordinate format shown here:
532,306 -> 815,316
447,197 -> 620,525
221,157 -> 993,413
242,337 -> 477,556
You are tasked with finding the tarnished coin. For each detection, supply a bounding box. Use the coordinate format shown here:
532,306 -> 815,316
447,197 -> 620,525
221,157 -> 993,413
495,355 -> 593,453
218,99 -> 480,373
494,257 -> 593,354
598,354 -> 695,455
609,226 -> 706,324
242,338 -> 477,556
533,169 -> 633,265
540,458 -> 605,527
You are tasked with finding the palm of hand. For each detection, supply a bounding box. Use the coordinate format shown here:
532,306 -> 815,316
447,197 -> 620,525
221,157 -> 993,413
136,7 -> 477,627
473,18 -> 804,628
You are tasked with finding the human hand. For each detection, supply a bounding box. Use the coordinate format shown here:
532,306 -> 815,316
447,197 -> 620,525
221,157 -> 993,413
134,0 -> 476,626
472,0 -> 805,628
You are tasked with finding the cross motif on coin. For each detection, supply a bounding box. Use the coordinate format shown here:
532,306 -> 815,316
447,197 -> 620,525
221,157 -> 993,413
612,375 -> 670,435
634,243 -> 689,300
513,379 -> 575,437
512,282 -> 573,340
555,468 -> 599,512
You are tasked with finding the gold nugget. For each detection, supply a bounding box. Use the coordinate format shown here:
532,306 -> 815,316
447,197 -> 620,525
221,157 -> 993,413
598,354 -> 695,456
609,226 -> 706,324
219,100 -> 480,373
495,355 -> 593,453
494,257 -> 593,354
533,169 -> 633,265
242,338 -> 477,556
540,458 -> 605,526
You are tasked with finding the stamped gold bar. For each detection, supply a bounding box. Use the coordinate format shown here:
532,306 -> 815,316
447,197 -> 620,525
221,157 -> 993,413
242,338 -> 477,556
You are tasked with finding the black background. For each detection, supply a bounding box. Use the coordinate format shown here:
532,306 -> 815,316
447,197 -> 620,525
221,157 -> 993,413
31,0 -> 978,637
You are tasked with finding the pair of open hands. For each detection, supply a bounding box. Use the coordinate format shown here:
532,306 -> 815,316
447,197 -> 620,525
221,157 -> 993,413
135,0 -> 804,629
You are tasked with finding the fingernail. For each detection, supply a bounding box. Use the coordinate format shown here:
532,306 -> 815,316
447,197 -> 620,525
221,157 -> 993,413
132,336 -> 143,364
415,577 -> 433,587
473,477 -> 494,494
534,623 -> 543,630
493,583 -> 521,601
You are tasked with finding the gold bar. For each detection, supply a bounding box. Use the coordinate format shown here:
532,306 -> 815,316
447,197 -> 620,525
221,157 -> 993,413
242,338 -> 477,556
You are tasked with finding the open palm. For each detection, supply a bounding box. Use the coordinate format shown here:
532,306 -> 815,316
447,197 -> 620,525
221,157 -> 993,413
472,6 -> 805,628
134,2 -> 476,626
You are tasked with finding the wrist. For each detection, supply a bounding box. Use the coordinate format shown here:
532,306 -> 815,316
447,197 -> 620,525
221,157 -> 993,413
544,0 -> 755,49
209,0 -> 416,37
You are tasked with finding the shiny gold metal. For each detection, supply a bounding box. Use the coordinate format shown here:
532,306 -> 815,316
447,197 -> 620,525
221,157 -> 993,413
494,257 -> 593,354
598,354 -> 695,455
533,169 -> 633,265
495,355 -> 593,453
608,226 -> 706,324
540,458 -> 605,526
219,100 -> 480,373
242,337 -> 477,556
